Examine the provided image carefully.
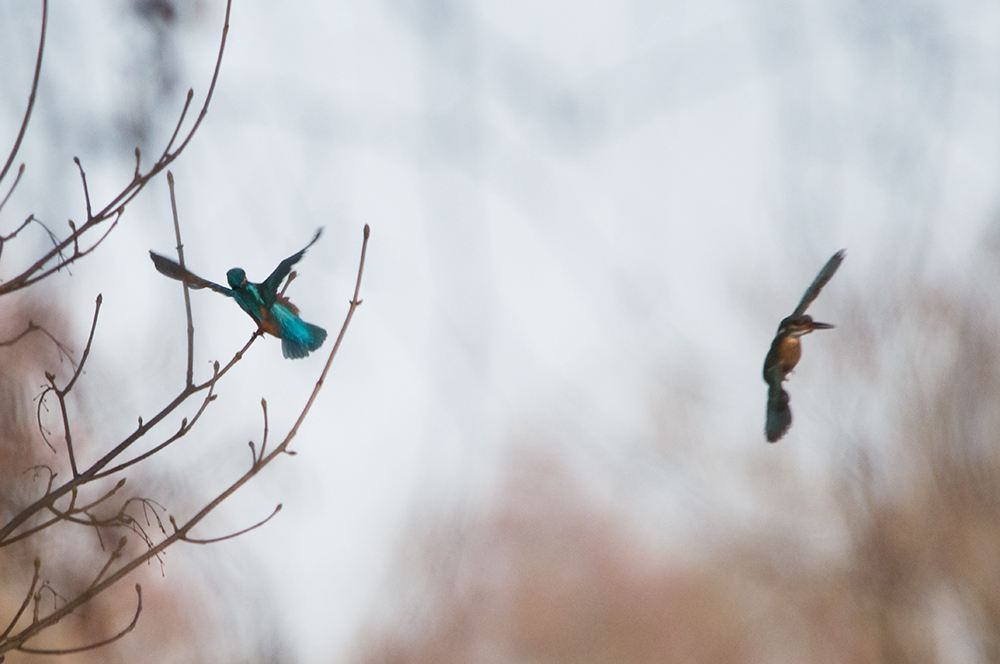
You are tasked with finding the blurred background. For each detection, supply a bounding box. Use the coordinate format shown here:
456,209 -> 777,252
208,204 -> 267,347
3,0 -> 1000,661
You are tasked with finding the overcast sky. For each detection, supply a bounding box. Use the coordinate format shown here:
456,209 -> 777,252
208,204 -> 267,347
3,0 -> 1000,661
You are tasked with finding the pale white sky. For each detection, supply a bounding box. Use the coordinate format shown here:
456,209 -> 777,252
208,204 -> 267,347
2,0 -> 1000,661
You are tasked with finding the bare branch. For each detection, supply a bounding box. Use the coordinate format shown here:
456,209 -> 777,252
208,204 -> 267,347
72,157 -> 93,222
88,537 -> 127,589
70,293 -> 102,395
0,558 -> 40,640
0,213 -> 35,265
255,398 -> 269,462
0,224 -> 369,655
41,479 -> 126,525
90,0 -> 232,222
41,295 -> 101,477
5,211 -> 121,292
0,0 -> 232,298
76,478 -> 127,514
0,320 -> 78,368
271,224 -> 370,458
1,332 -> 256,548
34,386 -> 57,455
182,504 -> 282,544
18,585 -> 142,656
160,91 -> 193,161
0,164 -> 24,216
166,171 -> 196,387
0,0 -> 46,187
92,366 -> 219,479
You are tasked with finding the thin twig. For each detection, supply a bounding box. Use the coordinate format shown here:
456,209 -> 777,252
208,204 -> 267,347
274,224 -> 369,457
88,537 -> 127,589
255,398 -> 269,462
48,295 -> 102,477
167,171 -> 196,387
0,0 -> 46,187
17,585 -> 141,656
72,157 -> 93,221
0,320 -> 78,368
0,224 -> 369,656
92,366 -> 219,479
0,332 -> 252,546
0,0 -> 232,298
181,504 -> 282,544
0,558 -> 40,640
0,164 -> 25,216
4,211 -> 121,291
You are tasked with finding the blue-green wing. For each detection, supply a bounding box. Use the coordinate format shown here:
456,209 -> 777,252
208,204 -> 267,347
149,251 -> 232,296
791,249 -> 845,317
260,228 -> 323,305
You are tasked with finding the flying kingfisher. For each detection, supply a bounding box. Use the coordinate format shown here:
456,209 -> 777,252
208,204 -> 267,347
150,229 -> 328,359
763,249 -> 844,442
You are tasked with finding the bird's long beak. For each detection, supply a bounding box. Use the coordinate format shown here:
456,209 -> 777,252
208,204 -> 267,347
811,321 -> 834,330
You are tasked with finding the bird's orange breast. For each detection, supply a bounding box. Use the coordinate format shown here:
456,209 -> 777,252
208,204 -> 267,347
775,335 -> 802,374
255,306 -> 282,338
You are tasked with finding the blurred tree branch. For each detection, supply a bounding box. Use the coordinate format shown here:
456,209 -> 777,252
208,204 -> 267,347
0,0 -> 369,658
0,0 -> 229,297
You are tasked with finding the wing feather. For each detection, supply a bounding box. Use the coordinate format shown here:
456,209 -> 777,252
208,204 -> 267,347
791,249 -> 845,316
149,252 -> 232,295
260,228 -> 323,305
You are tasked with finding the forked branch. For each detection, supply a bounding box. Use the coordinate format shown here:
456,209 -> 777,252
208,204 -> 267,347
0,224 -> 370,656
17,585 -> 142,656
0,0 -> 233,297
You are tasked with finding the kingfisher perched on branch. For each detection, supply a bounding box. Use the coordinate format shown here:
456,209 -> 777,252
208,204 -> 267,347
150,229 -> 328,359
763,249 -> 844,442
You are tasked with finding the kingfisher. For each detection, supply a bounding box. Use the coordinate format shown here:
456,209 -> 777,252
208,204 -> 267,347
763,249 -> 844,442
150,229 -> 328,359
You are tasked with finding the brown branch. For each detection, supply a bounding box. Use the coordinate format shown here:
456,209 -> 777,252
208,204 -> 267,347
0,518 -> 58,547
0,224 -> 370,656
17,585 -> 142,656
276,224 -> 369,456
4,211 -> 121,292
41,295 -> 102,477
75,478 -> 127,514
0,0 -> 232,297
160,91 -> 193,162
0,0 -> 46,187
166,171 -> 196,387
180,504 -> 282,544
0,558 -> 40,640
0,213 -> 34,265
89,0 -> 231,222
90,538 -> 127,589
1,327 -> 258,548
0,320 -> 78,368
0,164 -> 25,216
72,157 -> 93,221
253,398 -> 270,463
92,366 -> 220,479
42,479 -> 126,527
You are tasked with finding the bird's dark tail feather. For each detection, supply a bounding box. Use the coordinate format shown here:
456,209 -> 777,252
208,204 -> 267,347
765,384 -> 792,443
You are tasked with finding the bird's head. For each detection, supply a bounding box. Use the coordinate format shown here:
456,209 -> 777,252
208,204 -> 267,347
777,314 -> 833,338
227,268 -> 248,289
